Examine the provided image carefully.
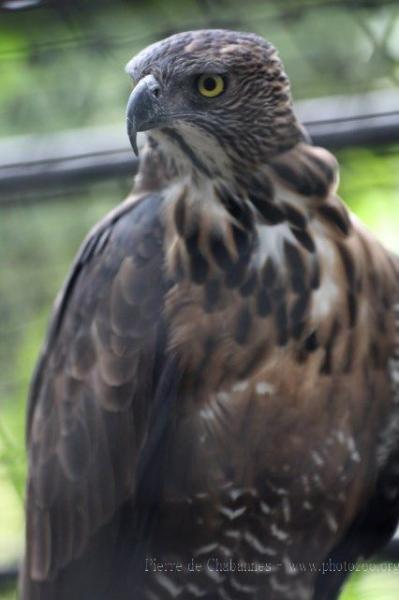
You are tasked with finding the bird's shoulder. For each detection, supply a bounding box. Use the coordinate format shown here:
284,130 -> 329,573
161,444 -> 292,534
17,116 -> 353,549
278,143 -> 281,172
27,192 -> 164,427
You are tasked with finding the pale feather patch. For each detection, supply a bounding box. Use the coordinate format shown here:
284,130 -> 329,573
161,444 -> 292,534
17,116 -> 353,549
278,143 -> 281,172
244,531 -> 277,556
270,523 -> 289,541
312,473 -> 324,489
176,121 -> 232,176
260,500 -> 271,515
224,529 -> 240,541
255,222 -> 297,270
256,381 -> 275,395
217,391 -> 231,403
156,573 -> 184,597
311,451 -> 324,467
311,235 -> 340,323
230,576 -> 257,593
346,436 -> 361,463
194,542 -> 218,556
231,380 -> 249,392
270,576 -> 292,593
282,497 -> 291,523
219,505 -> 247,520
324,510 -> 339,533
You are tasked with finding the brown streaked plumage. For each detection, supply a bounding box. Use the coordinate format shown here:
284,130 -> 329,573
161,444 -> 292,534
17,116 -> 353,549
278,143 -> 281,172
22,29 -> 399,600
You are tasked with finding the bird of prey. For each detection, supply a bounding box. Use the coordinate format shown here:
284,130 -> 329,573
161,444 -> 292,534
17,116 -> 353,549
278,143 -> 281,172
22,29 -> 399,600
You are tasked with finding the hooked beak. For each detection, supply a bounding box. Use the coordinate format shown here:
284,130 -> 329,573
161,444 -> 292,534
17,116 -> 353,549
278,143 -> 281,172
126,74 -> 163,156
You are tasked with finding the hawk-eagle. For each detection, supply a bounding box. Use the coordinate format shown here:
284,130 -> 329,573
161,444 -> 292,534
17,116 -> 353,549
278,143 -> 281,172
22,29 -> 399,600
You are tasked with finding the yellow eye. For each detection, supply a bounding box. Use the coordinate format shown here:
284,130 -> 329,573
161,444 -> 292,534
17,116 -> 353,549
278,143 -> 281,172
197,74 -> 225,98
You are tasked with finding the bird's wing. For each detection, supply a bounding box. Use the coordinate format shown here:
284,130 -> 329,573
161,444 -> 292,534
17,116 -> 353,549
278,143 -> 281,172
22,192 -> 171,598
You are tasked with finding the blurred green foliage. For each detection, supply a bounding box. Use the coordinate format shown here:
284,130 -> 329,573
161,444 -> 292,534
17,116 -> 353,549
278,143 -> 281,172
0,1 -> 398,598
0,0 -> 398,136
341,568 -> 399,600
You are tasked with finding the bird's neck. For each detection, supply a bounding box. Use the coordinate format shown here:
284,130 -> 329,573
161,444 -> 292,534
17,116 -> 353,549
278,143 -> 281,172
134,135 -> 339,215
136,123 -> 312,196
134,128 -> 233,193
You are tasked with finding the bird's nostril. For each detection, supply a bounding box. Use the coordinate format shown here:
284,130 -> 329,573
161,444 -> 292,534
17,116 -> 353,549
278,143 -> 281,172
152,87 -> 160,98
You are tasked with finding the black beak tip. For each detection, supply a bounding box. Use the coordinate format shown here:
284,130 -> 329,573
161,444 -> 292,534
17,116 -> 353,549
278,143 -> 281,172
130,132 -> 139,157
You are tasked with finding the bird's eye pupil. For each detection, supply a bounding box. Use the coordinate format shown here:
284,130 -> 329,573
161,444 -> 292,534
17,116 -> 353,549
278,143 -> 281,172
203,77 -> 216,91
197,74 -> 225,98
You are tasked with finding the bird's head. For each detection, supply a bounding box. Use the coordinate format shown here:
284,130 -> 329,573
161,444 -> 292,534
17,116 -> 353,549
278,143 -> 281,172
125,29 -> 303,179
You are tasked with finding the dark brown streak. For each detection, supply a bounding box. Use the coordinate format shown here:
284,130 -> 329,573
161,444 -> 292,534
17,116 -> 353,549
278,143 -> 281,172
306,152 -> 336,185
237,341 -> 269,379
249,193 -> 285,225
234,306 -> 252,345
275,302 -> 289,346
337,242 -> 357,290
174,190 -> 187,236
225,255 -> 250,289
317,205 -> 350,237
347,290 -> 358,328
216,186 -> 253,231
320,319 -> 340,375
304,331 -> 318,353
240,271 -> 257,297
262,259 -> 278,288
209,229 -> 234,272
310,258 -> 321,290
271,161 -> 328,198
245,174 -> 274,202
290,228 -> 316,254
257,287 -> 272,317
283,203 -> 307,230
342,334 -> 355,373
163,127 -> 213,177
231,223 -> 252,257
284,240 -> 307,295
185,222 -> 209,284
291,293 -> 310,339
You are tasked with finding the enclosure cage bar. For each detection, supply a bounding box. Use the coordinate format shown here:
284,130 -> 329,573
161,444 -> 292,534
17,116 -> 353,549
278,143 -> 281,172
0,98 -> 398,204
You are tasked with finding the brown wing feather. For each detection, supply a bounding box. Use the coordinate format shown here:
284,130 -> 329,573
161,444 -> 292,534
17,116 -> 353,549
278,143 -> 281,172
22,193 -> 167,598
